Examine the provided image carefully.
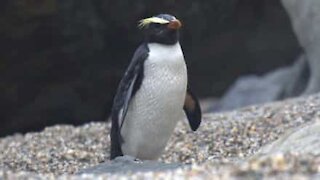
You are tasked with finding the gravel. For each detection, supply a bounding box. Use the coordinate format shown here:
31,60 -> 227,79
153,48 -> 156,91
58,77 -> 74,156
1,94 -> 320,179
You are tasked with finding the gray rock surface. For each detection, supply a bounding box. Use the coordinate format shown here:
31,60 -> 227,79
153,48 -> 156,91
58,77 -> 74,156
77,156 -> 182,174
282,0 -> 320,95
1,93 -> 320,178
215,54 -> 309,111
259,120 -> 320,155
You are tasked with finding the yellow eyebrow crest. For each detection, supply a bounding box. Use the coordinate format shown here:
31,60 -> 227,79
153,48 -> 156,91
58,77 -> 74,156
138,17 -> 170,28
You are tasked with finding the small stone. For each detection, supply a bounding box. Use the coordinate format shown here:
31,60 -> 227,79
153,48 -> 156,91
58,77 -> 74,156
271,154 -> 287,171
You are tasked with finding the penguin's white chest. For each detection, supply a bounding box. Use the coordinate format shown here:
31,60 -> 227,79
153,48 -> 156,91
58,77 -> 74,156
121,43 -> 187,159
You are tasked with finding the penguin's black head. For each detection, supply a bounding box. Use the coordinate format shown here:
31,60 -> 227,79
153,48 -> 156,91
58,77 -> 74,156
138,14 -> 182,45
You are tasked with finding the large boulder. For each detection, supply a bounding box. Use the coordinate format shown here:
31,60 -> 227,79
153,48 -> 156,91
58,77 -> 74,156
281,0 -> 320,95
258,120 -> 320,155
214,54 -> 309,111
215,0 -> 320,112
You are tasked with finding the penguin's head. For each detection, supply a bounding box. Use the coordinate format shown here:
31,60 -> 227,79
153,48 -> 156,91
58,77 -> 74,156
138,14 -> 182,45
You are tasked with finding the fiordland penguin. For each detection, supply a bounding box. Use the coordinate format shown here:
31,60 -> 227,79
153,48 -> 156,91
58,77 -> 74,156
110,14 -> 202,160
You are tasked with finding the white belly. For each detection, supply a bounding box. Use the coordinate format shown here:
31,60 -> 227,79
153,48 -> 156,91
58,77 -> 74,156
120,42 -> 187,160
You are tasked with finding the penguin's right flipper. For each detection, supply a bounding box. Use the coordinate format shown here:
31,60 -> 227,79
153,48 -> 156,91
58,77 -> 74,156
183,87 -> 202,131
110,44 -> 149,160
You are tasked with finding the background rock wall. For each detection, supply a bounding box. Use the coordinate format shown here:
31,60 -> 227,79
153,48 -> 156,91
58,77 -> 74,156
215,0 -> 320,111
0,0 -> 300,136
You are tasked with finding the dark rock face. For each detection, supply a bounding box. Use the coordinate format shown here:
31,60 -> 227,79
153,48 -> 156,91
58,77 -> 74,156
0,0 -> 300,136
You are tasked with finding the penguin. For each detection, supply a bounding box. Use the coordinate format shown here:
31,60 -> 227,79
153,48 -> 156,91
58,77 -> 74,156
110,14 -> 201,160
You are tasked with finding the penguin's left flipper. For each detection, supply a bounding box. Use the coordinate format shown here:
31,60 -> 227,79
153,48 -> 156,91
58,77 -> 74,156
111,44 -> 149,129
183,88 -> 202,131
110,44 -> 149,160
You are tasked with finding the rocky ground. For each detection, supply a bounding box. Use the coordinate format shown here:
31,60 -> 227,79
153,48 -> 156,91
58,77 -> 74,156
1,94 -> 320,179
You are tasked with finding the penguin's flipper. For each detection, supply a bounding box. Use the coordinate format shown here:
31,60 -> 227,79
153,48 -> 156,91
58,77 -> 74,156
183,87 -> 202,131
110,44 -> 149,160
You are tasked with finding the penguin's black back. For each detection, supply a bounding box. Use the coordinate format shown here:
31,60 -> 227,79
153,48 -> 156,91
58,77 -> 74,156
110,43 -> 149,160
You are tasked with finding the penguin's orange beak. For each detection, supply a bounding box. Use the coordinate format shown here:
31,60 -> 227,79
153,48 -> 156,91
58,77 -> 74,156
167,19 -> 182,30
